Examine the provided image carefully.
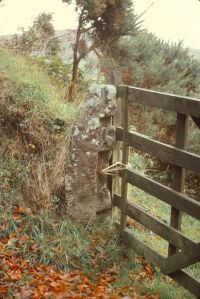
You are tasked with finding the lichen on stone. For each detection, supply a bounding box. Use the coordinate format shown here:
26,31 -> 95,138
64,84 -> 117,222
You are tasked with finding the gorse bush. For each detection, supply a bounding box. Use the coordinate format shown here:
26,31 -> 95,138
46,56 -> 71,86
113,31 -> 200,96
110,31 -> 200,153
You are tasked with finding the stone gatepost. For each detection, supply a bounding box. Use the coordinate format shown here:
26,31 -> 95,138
64,84 -> 117,222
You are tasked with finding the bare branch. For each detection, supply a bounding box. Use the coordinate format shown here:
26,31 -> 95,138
77,42 -> 101,63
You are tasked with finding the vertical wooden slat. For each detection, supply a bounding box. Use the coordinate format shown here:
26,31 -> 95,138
108,73 -> 123,201
120,86 -> 129,232
168,113 -> 189,255
111,92 -> 123,198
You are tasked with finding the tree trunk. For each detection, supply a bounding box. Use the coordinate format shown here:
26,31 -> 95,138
68,9 -> 83,102
68,57 -> 79,101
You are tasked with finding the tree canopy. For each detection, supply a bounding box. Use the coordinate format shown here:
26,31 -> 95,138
63,0 -> 140,100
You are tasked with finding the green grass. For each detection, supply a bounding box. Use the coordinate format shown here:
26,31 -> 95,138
0,207 -> 133,275
0,47 -> 77,122
139,270 -> 190,299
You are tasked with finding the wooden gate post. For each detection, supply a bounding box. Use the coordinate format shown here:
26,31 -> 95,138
108,69 -> 123,200
168,113 -> 189,255
120,86 -> 129,232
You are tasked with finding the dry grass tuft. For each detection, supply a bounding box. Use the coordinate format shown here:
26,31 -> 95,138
0,47 -> 77,212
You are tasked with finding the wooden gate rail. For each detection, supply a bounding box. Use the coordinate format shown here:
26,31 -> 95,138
113,85 -> 200,298
116,128 -> 200,174
113,194 -> 196,251
117,85 -> 200,117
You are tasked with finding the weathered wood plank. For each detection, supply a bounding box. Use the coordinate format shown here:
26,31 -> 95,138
116,127 -> 200,174
169,113 -> 188,255
117,85 -> 200,117
113,194 -> 196,251
116,222 -> 200,297
117,224 -> 200,297
115,221 -> 166,270
111,94 -> 123,197
126,169 -> 200,220
169,270 -> 200,298
164,243 -> 200,274
120,86 -> 129,231
192,116 -> 200,129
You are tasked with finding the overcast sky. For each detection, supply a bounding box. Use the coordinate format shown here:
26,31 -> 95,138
0,0 -> 200,49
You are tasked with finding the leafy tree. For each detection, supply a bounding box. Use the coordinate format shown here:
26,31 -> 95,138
63,0 -> 140,100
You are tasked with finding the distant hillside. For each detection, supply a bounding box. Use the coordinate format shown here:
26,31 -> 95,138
0,29 -> 76,63
189,48 -> 200,60
55,29 -> 76,63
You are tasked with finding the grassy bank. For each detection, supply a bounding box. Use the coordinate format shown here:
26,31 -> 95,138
0,48 -> 77,212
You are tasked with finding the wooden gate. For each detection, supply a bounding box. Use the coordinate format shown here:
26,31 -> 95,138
112,85 -> 200,298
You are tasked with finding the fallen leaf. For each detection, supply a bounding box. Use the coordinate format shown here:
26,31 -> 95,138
144,263 -> 155,276
14,207 -> 32,214
1,222 -> 7,232
107,265 -> 121,275
0,287 -> 8,293
12,213 -> 21,221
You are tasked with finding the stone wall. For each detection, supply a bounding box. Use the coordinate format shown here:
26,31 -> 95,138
64,84 -> 117,222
